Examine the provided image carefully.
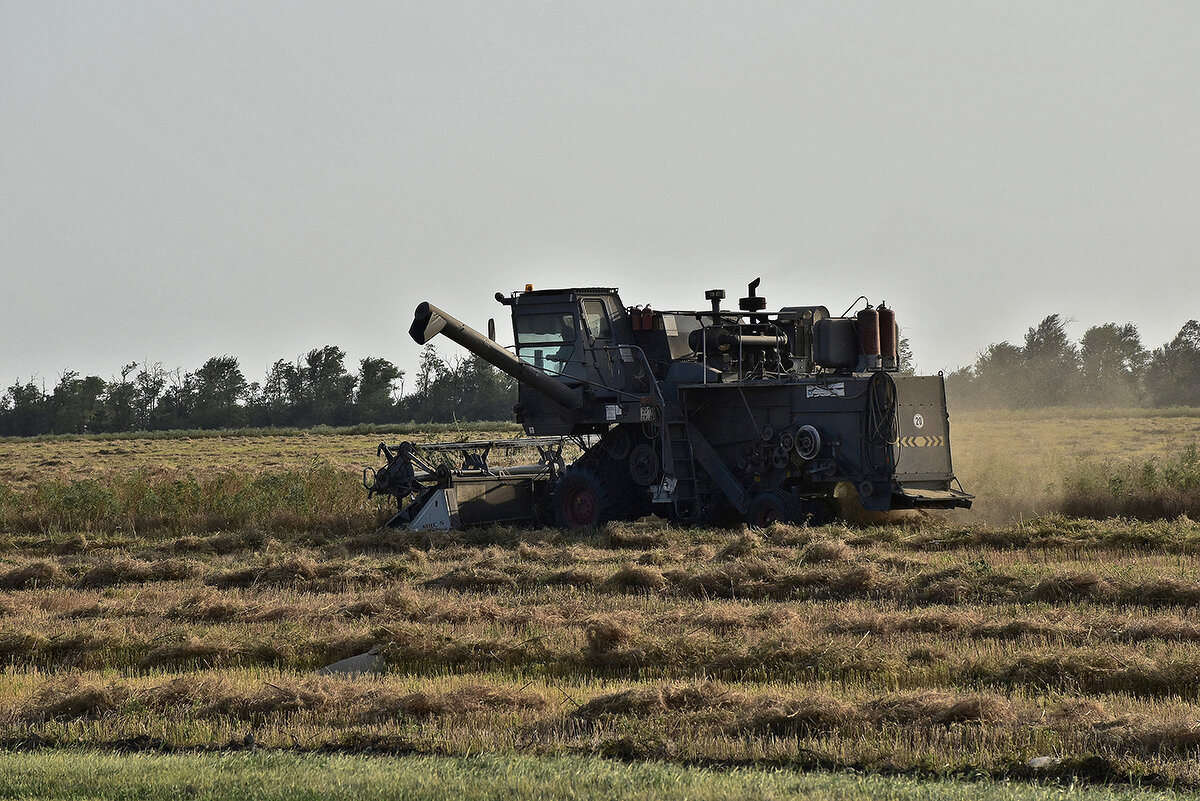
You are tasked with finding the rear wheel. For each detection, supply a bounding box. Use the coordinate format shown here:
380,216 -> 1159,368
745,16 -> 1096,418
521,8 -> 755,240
745,491 -> 798,527
552,466 -> 611,529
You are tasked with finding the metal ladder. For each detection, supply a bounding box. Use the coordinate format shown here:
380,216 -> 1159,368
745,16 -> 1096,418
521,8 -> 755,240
663,409 -> 698,505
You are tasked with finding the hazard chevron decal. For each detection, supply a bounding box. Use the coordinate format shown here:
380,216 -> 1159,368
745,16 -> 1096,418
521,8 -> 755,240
898,435 -> 945,448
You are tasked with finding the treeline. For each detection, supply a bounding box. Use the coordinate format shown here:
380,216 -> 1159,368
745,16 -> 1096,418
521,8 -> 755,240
0,345 -> 515,437
5,315 -> 1197,436
947,315 -> 1200,409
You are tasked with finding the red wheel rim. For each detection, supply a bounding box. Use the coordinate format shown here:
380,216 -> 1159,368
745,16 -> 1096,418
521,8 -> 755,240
755,505 -> 779,526
564,484 -> 596,526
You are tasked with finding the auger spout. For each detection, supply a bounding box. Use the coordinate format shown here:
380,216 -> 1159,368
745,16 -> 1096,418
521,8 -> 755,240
409,301 -> 585,412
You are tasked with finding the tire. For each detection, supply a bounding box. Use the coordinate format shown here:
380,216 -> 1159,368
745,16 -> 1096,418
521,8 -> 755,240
745,491 -> 798,527
552,466 -> 612,529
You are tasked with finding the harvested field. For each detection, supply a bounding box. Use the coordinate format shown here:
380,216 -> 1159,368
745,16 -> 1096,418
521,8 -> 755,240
2,411 -> 1200,793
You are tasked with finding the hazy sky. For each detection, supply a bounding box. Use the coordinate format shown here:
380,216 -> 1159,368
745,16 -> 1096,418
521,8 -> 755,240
3,1 -> 1198,391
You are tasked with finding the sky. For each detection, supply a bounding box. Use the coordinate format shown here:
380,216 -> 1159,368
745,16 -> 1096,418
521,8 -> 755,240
2,1 -> 1199,392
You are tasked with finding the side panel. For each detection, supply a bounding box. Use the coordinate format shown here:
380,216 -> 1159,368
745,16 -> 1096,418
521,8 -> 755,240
678,374 -> 972,513
679,380 -> 878,499
452,474 -> 544,526
891,374 -> 955,486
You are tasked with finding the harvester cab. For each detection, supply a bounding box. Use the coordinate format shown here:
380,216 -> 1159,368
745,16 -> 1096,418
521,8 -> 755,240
499,288 -> 639,435
368,279 -> 972,530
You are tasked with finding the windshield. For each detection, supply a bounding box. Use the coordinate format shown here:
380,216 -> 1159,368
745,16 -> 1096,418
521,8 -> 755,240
515,312 -> 576,368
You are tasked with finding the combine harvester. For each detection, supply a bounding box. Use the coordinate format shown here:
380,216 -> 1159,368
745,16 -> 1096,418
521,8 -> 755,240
365,280 -> 971,529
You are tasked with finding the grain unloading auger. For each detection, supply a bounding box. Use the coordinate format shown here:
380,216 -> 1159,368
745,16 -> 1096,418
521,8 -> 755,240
364,281 -> 972,530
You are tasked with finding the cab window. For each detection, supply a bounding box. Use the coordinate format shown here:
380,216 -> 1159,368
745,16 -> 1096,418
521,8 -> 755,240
582,300 -> 612,340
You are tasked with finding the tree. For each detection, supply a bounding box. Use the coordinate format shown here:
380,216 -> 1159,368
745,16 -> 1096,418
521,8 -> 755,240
0,379 -> 48,436
1079,323 -> 1147,406
50,372 -> 107,434
134,363 -> 166,430
100,362 -> 139,432
415,344 -> 448,397
402,345 -> 452,422
942,365 -> 975,408
193,356 -> 247,428
153,369 -> 197,430
400,348 -> 515,423
356,357 -> 402,423
1021,314 -> 1079,405
954,316 -> 1080,410
453,354 -> 517,421
1145,320 -> 1200,407
971,341 -> 1027,408
301,346 -> 356,427
259,359 -> 304,426
897,337 -> 914,375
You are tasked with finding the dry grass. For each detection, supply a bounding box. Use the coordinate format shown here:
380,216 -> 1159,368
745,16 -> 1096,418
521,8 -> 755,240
605,564 -> 668,592
0,559 -> 70,589
4,419 -> 1200,788
77,557 -> 201,587
0,429 -> 517,489
949,409 -> 1200,522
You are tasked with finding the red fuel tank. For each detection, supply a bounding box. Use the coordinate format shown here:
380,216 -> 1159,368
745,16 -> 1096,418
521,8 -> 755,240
878,303 -> 897,369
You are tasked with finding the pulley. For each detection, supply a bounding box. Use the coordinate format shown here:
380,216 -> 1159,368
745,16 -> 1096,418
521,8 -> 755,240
795,425 -> 822,461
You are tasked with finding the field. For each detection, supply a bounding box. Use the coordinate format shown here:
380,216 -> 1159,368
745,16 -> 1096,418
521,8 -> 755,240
2,410 -> 1200,798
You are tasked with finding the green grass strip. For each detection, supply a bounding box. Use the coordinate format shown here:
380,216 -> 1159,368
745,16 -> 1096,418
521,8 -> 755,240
0,751 -> 1185,801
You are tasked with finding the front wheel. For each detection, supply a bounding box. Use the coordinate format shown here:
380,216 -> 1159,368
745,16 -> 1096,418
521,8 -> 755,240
552,466 -> 611,529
